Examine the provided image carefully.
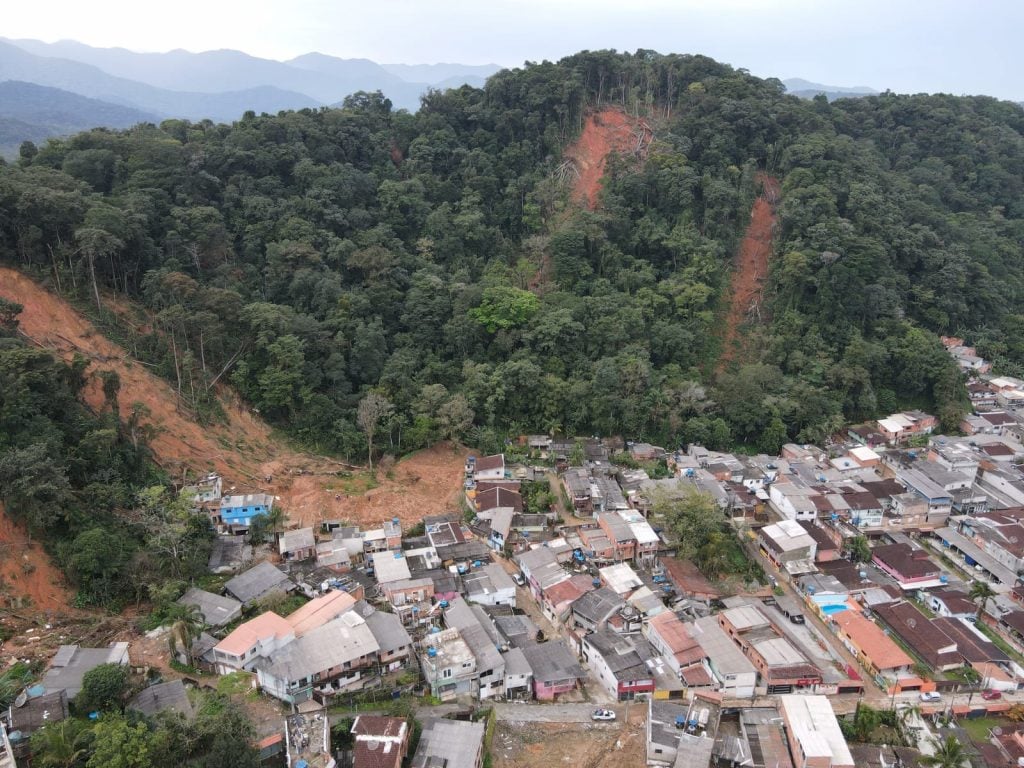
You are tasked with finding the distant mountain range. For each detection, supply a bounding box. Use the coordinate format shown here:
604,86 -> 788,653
782,77 -> 880,102
0,80 -> 159,156
0,37 -> 501,155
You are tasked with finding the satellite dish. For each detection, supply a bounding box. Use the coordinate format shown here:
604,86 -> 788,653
907,618 -> 917,629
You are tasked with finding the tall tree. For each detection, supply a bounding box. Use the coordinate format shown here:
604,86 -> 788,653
356,392 -> 393,472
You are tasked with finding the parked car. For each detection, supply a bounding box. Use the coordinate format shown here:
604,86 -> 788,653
789,614 -> 806,624
512,573 -> 525,587
591,709 -> 616,721
982,689 -> 1002,700
919,691 -> 942,702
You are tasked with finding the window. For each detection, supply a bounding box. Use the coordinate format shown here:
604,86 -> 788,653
442,668 -> 453,679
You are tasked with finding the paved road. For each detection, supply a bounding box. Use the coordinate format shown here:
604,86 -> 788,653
493,702 -> 622,723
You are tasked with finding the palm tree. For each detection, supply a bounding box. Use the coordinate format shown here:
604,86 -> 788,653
29,718 -> 88,768
165,603 -> 205,666
970,580 -> 996,620
919,734 -> 967,768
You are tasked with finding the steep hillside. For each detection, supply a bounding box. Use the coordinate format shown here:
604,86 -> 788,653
0,268 -> 466,528
564,108 -> 652,208
717,174 -> 781,371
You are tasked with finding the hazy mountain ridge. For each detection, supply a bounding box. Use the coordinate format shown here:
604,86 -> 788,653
783,77 -> 879,102
0,38 -> 501,156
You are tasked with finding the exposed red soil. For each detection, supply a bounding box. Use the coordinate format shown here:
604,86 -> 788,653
564,108 -> 651,209
716,174 -> 781,372
0,269 -> 467,534
0,503 -> 74,614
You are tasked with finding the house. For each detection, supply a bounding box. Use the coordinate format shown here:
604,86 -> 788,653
768,480 -> 820,521
128,680 -> 194,720
444,599 -> 505,700
848,446 -> 881,468
418,627 -> 477,701
177,587 -> 242,628
599,562 -> 643,595
183,473 -> 222,505
927,589 -> 977,620
473,454 -> 506,482
381,578 -> 434,625
41,643 -> 130,700
521,640 -> 585,700
351,716 -> 410,768
316,539 -> 353,572
644,611 -> 706,681
562,468 -> 594,515
870,543 -> 942,589
212,612 -> 294,673
362,605 -> 414,673
502,647 -> 533,700
516,546 -> 569,601
463,563 -> 517,607
828,608 -> 913,682
877,411 -> 937,445
207,536 -> 253,574
489,507 -> 514,553
255,611 -> 380,703
758,520 -> 817,574
872,602 -> 962,671
661,558 -> 721,602
797,522 -> 841,563
411,718 -> 484,768
286,590 -> 357,635
372,551 -> 412,585
690,616 -> 758,697
5,689 -> 69,740
718,605 -> 822,694
476,487 -> 523,520
646,699 -> 717,768
571,587 -> 627,633
581,630 -> 656,700
218,493 -> 274,530
778,695 -> 854,768
278,527 -> 316,561
224,561 -> 293,606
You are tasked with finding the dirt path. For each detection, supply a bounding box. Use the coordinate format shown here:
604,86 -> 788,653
716,174 -> 780,372
564,109 -> 652,209
493,706 -> 645,768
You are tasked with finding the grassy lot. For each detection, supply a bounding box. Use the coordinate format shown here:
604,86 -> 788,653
975,622 -> 1024,666
958,715 -> 1009,742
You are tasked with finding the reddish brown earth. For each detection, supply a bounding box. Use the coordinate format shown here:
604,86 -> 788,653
0,503 -> 73,614
716,173 -> 781,372
564,108 -> 651,209
0,268 -> 467,535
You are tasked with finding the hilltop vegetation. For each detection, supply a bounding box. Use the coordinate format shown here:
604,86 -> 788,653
1,49 -> 1021,461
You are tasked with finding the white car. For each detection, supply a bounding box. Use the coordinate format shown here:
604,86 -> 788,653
512,573 -> 525,587
591,708 -> 616,721
919,691 -> 942,702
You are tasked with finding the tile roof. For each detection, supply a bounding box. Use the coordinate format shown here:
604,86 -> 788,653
285,590 -> 356,635
215,611 -> 292,656
830,608 -> 912,670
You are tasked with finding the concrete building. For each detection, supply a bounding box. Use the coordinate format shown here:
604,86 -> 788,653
778,695 -> 854,768
411,718 -> 484,768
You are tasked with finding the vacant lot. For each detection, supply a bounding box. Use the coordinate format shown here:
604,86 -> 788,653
492,709 -> 645,768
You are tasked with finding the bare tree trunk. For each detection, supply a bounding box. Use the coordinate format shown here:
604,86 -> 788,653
170,331 -> 182,407
47,244 -> 62,294
199,329 -> 207,374
87,253 -> 102,312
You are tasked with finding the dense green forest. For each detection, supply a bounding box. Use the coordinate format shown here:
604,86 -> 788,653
0,299 -> 214,607
2,49 -> 1021,460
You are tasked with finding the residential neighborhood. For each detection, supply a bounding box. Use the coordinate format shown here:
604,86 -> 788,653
12,362 -> 1024,767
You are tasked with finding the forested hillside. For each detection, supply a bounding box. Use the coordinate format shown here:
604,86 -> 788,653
1,50 -> 1022,461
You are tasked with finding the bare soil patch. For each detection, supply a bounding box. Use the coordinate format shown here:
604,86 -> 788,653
716,174 -> 780,371
564,109 -> 652,209
493,710 -> 646,768
0,503 -> 73,615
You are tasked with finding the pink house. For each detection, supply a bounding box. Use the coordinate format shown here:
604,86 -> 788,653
871,543 -> 940,587
522,641 -> 584,701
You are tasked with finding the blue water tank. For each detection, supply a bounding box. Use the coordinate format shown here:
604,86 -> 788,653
439,600 -> 450,608
592,579 -> 601,588
940,574 -> 949,584
427,647 -> 437,658
394,551 -> 403,559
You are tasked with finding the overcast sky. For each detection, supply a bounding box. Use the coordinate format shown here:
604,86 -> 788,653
7,0 -> 1023,100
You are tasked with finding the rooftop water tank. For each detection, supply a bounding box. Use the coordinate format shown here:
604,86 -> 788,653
427,647 -> 437,658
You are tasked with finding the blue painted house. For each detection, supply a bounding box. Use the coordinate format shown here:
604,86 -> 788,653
218,493 -> 274,529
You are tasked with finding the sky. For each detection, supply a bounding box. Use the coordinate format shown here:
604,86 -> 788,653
6,0 -> 1024,100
